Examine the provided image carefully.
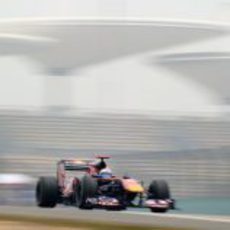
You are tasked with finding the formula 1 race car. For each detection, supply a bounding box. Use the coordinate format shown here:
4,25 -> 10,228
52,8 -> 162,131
36,156 -> 175,212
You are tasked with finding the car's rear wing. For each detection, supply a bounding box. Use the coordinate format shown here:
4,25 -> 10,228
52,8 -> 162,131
64,164 -> 89,171
58,159 -> 92,171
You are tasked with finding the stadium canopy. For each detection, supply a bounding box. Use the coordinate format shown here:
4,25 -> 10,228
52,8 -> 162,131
0,18 -> 226,72
156,34 -> 230,101
0,18 -> 227,107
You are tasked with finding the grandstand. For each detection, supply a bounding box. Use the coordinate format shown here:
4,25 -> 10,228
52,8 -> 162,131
0,109 -> 229,198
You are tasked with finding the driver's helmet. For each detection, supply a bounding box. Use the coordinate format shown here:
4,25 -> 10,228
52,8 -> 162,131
99,167 -> 113,179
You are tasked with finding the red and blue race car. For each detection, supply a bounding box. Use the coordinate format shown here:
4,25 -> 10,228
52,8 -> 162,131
36,155 -> 175,212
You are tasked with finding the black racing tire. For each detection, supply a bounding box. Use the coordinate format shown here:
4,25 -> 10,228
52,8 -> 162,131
148,180 -> 170,213
148,180 -> 170,199
78,175 -> 98,209
74,183 -> 81,207
36,176 -> 58,208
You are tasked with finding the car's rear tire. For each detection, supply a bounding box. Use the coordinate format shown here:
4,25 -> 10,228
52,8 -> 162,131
78,175 -> 98,209
36,177 -> 58,208
148,180 -> 170,213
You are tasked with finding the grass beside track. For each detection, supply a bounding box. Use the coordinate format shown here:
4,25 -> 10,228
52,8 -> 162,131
0,213 -> 193,230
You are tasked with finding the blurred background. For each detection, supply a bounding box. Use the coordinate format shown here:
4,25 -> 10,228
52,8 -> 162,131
0,0 -> 229,213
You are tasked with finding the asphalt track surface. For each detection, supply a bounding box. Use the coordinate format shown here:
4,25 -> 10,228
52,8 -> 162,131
0,206 -> 229,230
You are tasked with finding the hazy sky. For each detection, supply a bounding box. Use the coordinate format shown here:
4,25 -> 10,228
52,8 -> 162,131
0,0 -> 227,114
0,0 -> 227,20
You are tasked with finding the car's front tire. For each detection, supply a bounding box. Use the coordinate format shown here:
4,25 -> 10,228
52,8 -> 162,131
148,180 -> 171,213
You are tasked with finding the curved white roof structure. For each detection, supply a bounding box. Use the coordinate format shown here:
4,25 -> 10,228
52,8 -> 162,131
0,18 -> 226,71
156,34 -> 230,101
0,33 -> 56,54
0,17 -> 228,111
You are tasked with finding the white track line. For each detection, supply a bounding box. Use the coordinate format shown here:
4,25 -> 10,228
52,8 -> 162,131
124,211 -> 230,223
